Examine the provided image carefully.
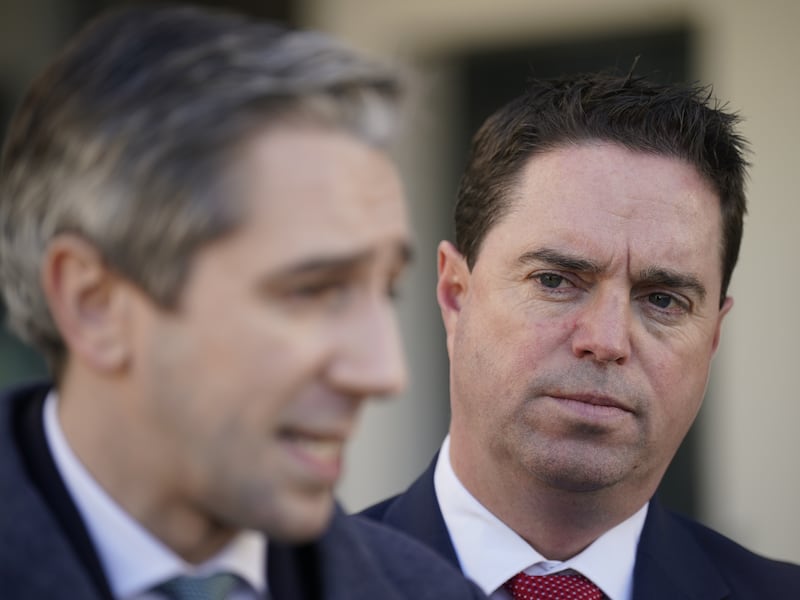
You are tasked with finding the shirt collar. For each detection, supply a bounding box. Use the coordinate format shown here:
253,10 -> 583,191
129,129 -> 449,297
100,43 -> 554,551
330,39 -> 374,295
43,391 -> 266,598
434,435 -> 647,600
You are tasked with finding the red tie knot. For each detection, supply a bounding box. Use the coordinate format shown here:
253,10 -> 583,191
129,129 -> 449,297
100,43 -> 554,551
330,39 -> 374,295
503,571 -> 604,600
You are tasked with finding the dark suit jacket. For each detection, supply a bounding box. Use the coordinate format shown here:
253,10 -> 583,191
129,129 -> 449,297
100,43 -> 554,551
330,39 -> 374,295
362,456 -> 800,599
0,383 -> 486,600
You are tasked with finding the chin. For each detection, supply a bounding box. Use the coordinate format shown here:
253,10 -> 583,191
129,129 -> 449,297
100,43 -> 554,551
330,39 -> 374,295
267,492 -> 336,543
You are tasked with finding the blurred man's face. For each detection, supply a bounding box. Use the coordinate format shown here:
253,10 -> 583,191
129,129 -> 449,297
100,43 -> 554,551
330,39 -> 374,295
440,142 -> 731,518
131,126 -> 410,543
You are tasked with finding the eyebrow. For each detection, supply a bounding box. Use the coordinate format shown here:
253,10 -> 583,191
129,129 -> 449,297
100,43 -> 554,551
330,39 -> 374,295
518,247 -> 707,301
276,241 -> 413,278
518,248 -> 603,274
636,266 -> 707,302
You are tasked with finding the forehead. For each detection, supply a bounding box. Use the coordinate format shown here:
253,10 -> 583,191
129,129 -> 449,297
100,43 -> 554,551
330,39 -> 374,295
486,142 -> 724,281
226,125 -> 410,265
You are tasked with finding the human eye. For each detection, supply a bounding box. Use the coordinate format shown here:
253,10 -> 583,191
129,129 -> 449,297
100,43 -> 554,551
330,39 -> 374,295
292,280 -> 345,298
531,272 -> 574,290
642,291 -> 690,318
541,273 -> 566,288
386,280 -> 401,301
648,292 -> 675,309
524,271 -> 582,303
384,267 -> 407,301
289,279 -> 352,310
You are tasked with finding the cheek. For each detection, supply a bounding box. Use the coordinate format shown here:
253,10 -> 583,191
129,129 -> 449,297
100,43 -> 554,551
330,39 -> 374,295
162,329 -> 321,444
206,307 -> 326,381
644,344 -> 711,435
455,316 -> 546,419
507,315 -> 572,375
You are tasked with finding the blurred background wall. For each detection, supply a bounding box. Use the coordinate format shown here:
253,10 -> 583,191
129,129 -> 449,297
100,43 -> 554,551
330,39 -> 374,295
1,0 -> 798,563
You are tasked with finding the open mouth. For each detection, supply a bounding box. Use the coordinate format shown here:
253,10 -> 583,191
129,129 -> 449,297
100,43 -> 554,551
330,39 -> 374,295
282,431 -> 343,460
279,430 -> 346,481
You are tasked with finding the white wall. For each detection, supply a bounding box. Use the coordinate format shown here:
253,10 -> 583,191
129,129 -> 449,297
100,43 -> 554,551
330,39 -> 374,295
696,0 -> 800,563
302,0 -> 800,562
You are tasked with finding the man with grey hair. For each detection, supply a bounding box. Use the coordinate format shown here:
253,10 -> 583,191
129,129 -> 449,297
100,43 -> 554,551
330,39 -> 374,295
0,5 -> 485,599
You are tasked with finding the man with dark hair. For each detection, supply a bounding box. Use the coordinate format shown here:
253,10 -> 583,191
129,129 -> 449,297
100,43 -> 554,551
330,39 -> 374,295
0,5 -> 486,599
364,73 -> 800,598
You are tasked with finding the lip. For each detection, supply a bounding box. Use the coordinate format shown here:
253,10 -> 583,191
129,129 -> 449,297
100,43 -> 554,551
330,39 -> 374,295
280,429 -> 347,483
544,392 -> 634,420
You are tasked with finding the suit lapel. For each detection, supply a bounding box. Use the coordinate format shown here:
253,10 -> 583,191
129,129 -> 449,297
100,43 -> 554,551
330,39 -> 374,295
267,538 -> 322,600
267,507 -> 410,600
632,499 -> 729,600
374,455 -> 733,600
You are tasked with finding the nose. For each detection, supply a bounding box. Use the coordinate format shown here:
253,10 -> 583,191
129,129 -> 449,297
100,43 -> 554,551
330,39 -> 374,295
571,289 -> 631,365
329,295 -> 408,398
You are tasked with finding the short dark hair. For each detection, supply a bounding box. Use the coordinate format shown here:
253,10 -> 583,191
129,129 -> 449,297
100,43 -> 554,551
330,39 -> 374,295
0,5 -> 403,372
454,72 -> 749,305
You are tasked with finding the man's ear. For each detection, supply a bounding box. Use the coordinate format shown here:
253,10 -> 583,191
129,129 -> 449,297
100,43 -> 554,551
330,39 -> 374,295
711,295 -> 734,355
436,240 -> 470,357
41,234 -> 131,373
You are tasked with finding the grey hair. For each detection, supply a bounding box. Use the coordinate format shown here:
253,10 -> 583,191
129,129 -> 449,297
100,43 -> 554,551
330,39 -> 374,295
0,5 -> 404,373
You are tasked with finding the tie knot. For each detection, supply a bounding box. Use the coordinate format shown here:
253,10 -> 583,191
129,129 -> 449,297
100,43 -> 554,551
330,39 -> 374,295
156,572 -> 238,600
503,571 -> 604,600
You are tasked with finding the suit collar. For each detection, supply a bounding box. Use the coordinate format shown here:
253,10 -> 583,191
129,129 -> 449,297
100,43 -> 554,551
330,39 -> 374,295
0,382 -> 109,598
371,451 -> 733,600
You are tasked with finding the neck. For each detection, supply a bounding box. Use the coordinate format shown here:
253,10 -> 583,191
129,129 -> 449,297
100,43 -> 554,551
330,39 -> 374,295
57,369 -> 236,564
449,436 -> 654,561
486,482 -> 641,560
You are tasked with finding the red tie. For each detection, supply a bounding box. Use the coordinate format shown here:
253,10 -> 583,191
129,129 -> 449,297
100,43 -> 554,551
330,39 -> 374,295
503,572 -> 604,600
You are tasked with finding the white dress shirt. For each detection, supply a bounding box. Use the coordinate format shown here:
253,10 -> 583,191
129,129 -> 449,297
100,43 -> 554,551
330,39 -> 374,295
43,392 -> 267,600
434,435 -> 647,600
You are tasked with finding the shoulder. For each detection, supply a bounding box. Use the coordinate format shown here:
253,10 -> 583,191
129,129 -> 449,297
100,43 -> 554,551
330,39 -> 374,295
0,382 -> 100,598
678,513 -> 800,593
650,506 -> 800,597
0,381 -> 51,482
319,509 -> 485,599
359,456 -> 439,528
0,381 -> 49,483
0,381 -> 50,422
359,494 -> 398,521
358,457 -> 463,568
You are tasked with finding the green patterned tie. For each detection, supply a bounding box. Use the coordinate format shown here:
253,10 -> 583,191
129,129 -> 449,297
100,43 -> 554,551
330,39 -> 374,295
156,573 -> 238,600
